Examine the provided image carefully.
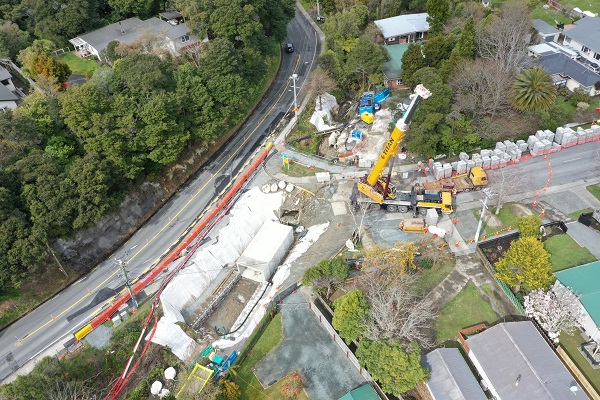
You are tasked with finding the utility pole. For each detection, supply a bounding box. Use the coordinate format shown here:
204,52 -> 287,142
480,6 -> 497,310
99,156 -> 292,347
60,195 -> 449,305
291,74 -> 298,120
316,0 -> 322,20
46,241 -> 68,278
118,259 -> 138,311
474,188 -> 495,244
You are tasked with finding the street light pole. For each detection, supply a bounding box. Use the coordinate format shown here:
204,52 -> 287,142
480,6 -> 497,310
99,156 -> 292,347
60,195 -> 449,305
118,259 -> 138,311
474,188 -> 494,244
291,74 -> 298,120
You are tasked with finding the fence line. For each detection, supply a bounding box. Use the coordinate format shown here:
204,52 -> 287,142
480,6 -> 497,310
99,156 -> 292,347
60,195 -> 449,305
309,296 -> 393,400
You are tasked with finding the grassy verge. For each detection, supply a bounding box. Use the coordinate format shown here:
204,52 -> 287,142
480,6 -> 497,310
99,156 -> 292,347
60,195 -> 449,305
0,265 -> 78,329
544,234 -> 597,273
435,282 -> 499,343
530,6 -> 572,25
472,202 -> 521,235
281,162 -> 325,177
414,259 -> 455,295
287,100 -> 322,154
237,313 -> 309,400
560,330 -> 600,395
569,208 -> 594,220
587,184 -> 600,202
57,53 -> 99,76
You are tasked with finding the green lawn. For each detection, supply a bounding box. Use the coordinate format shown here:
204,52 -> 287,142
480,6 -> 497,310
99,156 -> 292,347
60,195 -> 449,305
281,161 -> 325,177
237,313 -> 310,400
587,184 -> 600,202
435,282 -> 499,343
57,53 -> 99,76
414,259 -> 455,295
544,234 -> 597,273
569,208 -> 594,220
531,6 -> 572,25
560,330 -> 600,395
472,202 -> 522,236
554,95 -> 577,115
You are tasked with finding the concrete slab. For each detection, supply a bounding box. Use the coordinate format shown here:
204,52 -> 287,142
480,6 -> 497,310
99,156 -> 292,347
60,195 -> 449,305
542,191 -> 587,214
566,222 -> 600,259
331,201 -> 347,216
454,209 -> 479,242
254,292 -> 365,400
85,324 -> 112,349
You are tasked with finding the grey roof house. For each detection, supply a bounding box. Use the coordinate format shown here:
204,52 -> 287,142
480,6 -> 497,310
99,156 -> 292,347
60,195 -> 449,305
374,13 -> 429,45
423,348 -> 487,400
532,19 -> 560,42
537,52 -> 600,95
562,17 -> 600,65
464,321 -> 588,400
0,83 -> 18,111
69,15 -> 202,61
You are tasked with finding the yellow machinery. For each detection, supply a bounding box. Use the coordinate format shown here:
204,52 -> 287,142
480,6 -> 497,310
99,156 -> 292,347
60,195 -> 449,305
357,85 -> 432,204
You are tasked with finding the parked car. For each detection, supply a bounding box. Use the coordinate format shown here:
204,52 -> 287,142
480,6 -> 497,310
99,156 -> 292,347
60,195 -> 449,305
285,43 -> 294,53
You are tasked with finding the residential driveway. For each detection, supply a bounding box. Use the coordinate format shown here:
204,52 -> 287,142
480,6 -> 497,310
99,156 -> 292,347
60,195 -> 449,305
543,191 -> 588,215
254,291 -> 365,400
566,221 -> 600,259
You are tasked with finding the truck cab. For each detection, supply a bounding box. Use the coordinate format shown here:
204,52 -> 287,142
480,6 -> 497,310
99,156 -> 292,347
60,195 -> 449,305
469,167 -> 488,187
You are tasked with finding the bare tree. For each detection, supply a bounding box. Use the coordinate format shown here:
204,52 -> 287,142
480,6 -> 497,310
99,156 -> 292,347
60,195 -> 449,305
360,273 -> 436,348
476,1 -> 532,74
450,59 -> 513,121
306,67 -> 337,111
487,165 -> 534,214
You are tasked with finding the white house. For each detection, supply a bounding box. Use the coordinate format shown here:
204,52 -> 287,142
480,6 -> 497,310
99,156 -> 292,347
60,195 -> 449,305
374,13 -> 429,45
562,17 -> 600,65
69,13 -> 201,61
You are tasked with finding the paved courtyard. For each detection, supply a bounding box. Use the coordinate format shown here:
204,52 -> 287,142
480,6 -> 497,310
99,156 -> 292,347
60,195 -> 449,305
254,291 -> 365,400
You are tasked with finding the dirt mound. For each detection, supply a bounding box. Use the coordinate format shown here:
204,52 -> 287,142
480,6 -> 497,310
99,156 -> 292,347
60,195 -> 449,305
510,203 -> 534,217
483,213 -> 503,228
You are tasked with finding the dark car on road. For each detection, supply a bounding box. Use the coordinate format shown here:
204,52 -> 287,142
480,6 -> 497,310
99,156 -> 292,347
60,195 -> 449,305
285,43 -> 294,53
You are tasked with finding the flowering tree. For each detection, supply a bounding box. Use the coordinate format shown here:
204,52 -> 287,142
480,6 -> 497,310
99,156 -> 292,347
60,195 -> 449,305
524,287 -> 583,343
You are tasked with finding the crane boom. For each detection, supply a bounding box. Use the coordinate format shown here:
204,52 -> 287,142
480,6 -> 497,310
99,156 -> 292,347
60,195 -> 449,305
357,84 -> 432,204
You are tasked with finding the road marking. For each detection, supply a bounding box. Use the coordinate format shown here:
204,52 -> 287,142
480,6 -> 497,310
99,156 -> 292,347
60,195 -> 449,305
563,157 -> 582,162
19,54 -> 303,344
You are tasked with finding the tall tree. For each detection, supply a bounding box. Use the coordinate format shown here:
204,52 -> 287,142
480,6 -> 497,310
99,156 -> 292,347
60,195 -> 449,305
426,0 -> 450,34
332,290 -> 370,344
457,16 -> 476,59
512,66 -> 557,111
356,340 -> 428,396
422,33 -> 453,68
495,236 -> 553,292
302,257 -> 349,298
0,22 -> 30,59
399,43 -> 425,89
516,215 -> 542,238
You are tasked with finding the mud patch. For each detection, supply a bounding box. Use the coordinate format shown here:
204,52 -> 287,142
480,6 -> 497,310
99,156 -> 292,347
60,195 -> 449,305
510,203 -> 534,217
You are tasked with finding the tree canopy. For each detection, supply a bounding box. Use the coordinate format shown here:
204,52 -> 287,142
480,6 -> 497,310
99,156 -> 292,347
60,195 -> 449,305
332,290 -> 370,344
495,236 -> 554,292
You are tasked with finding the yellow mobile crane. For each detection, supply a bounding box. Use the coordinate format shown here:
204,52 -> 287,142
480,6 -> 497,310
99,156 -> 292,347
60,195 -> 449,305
353,85 -> 453,214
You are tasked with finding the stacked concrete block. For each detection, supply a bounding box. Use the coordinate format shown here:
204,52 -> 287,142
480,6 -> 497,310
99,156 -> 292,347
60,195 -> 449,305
502,153 -> 512,164
554,127 -> 566,144
552,142 -> 562,151
535,130 -> 545,140
474,158 -> 483,168
493,149 -> 504,157
456,160 -> 467,174
480,149 -> 493,158
459,152 -> 469,162
450,161 -> 458,171
541,139 -> 552,150
527,135 -> 540,152
432,162 -> 444,180
543,130 -> 555,143
577,129 -> 587,144
490,155 -> 500,168
495,142 -> 506,152
466,159 -> 476,171
443,163 -> 453,178
482,156 -> 491,169
504,140 -> 518,153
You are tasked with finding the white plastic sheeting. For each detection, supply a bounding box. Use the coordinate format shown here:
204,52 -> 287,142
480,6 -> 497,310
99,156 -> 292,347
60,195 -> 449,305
214,222 -> 330,350
310,92 -> 339,131
237,221 -> 294,282
159,186 -> 283,323
148,317 -> 197,361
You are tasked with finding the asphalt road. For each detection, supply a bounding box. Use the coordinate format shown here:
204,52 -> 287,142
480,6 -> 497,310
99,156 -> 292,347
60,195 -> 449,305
0,10 -> 319,384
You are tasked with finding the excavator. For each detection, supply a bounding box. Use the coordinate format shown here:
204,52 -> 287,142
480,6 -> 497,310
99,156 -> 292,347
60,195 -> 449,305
353,84 -> 453,215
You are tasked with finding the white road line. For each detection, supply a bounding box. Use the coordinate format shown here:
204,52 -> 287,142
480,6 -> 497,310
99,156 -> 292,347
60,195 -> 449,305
563,157 -> 582,162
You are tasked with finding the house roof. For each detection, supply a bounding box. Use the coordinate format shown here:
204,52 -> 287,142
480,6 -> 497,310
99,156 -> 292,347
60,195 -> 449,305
0,66 -> 12,82
532,19 -> 559,36
0,83 -> 17,101
159,11 -> 182,20
555,260 -> 600,327
466,321 -> 587,400
537,52 -> 600,87
564,16 -> 600,54
71,17 -> 190,54
424,348 -> 487,400
374,13 -> 429,39
338,384 -> 380,400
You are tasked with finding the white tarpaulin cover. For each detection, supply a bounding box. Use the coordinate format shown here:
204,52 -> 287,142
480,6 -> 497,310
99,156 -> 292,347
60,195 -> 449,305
310,92 -> 338,131
237,221 -> 294,282
214,222 -> 329,349
148,317 -> 197,361
159,186 -> 282,323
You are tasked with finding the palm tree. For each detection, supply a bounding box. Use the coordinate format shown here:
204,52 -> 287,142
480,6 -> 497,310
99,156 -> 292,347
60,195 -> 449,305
512,66 -> 557,111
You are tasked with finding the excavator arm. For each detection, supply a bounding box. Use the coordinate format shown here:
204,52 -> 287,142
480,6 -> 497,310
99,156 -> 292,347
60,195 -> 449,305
357,84 -> 432,204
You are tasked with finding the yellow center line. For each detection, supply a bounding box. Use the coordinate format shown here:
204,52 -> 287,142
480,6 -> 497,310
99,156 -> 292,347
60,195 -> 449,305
18,56 -> 301,345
